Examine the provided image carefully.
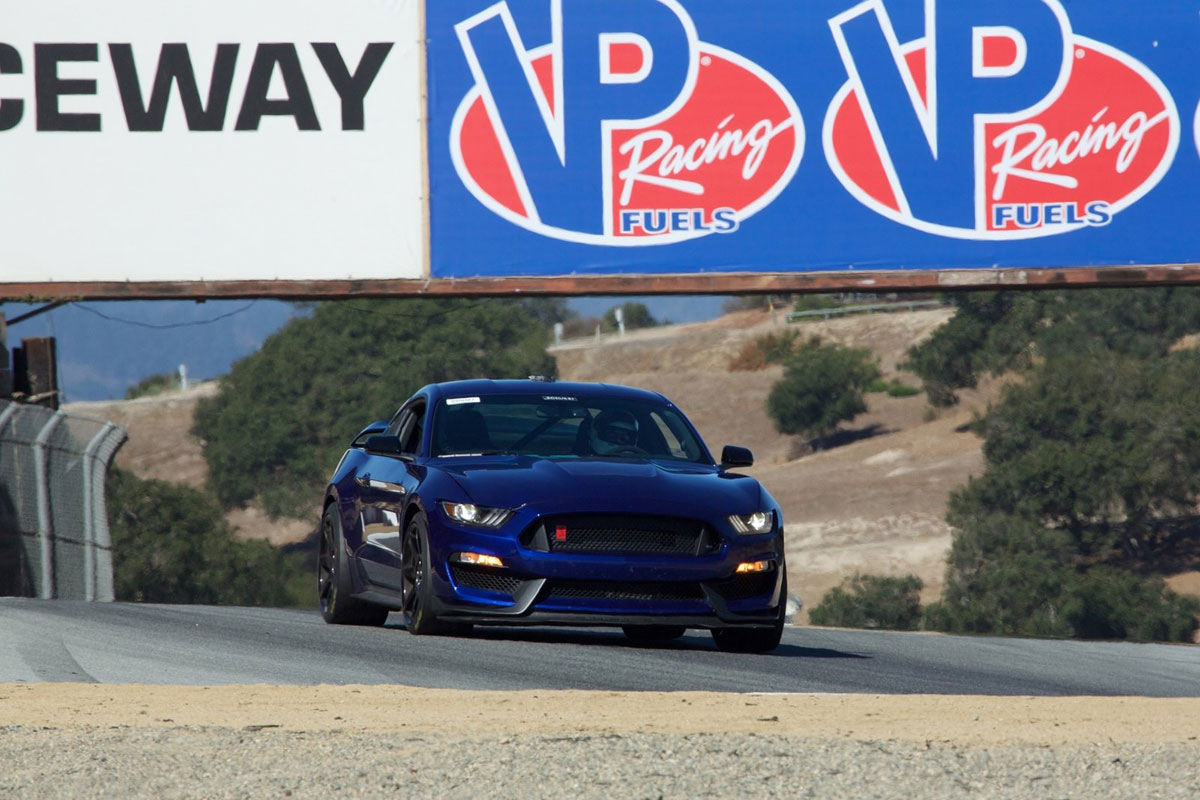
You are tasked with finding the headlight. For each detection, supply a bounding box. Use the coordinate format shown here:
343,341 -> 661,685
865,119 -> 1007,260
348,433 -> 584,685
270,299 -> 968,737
440,501 -> 513,528
729,510 -> 774,534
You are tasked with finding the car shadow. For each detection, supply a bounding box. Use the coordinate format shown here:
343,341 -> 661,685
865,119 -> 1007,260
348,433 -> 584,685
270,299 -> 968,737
464,626 -> 869,659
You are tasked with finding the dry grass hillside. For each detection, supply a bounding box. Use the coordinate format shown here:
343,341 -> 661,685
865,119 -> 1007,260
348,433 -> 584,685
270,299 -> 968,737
66,385 -> 314,546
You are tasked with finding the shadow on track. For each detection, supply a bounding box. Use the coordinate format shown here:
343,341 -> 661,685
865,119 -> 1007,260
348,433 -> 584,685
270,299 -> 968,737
424,625 -> 870,660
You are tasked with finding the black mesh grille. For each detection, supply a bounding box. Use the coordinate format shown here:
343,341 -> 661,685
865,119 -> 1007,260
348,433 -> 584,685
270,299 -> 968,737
709,571 -> 777,601
527,514 -> 718,556
544,579 -> 704,602
449,564 -> 523,596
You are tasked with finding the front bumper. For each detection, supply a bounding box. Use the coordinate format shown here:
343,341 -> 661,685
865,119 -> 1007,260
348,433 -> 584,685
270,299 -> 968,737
426,512 -> 785,628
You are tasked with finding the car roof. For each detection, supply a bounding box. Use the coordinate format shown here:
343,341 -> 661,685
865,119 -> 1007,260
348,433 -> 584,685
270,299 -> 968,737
423,379 -> 670,405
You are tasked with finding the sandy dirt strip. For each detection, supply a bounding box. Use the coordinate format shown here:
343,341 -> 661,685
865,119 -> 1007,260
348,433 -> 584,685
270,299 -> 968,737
2,685 -> 1199,746
2,686 -> 1198,799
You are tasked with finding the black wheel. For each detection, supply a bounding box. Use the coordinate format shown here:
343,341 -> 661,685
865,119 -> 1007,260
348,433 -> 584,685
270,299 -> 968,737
622,625 -> 687,646
711,572 -> 787,654
318,504 -> 389,626
401,513 -> 471,637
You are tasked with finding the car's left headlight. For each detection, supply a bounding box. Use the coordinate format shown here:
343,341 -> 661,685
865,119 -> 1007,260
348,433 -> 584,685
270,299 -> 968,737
728,510 -> 775,535
441,501 -> 513,528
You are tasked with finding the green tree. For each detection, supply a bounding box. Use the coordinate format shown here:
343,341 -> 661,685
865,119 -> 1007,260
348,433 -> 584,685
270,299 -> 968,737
766,338 -> 881,441
107,468 -> 306,606
905,288 -> 1200,406
603,302 -> 659,331
924,348 -> 1200,642
809,574 -> 924,630
951,348 -> 1200,555
192,298 -> 558,518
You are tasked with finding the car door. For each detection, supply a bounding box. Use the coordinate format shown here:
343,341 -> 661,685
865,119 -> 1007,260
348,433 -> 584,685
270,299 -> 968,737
355,399 -> 426,591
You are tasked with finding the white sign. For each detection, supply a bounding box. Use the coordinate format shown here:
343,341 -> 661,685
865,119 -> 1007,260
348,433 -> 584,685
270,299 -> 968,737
0,0 -> 424,283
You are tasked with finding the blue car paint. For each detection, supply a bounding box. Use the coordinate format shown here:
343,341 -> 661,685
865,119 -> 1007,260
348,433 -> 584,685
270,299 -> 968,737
323,380 -> 785,627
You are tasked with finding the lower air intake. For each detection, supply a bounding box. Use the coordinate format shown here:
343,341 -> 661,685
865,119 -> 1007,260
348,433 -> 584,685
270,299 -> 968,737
544,579 -> 704,602
449,564 -> 523,596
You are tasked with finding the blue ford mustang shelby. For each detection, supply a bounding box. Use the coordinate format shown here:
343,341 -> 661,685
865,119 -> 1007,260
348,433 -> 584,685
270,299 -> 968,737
318,379 -> 787,652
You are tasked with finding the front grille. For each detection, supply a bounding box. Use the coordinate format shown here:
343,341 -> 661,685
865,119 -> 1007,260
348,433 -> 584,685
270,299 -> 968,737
449,564 -> 523,596
709,571 -> 777,601
524,514 -> 718,556
544,579 -> 704,602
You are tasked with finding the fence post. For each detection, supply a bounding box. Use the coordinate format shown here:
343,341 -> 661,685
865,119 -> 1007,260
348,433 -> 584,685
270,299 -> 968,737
32,409 -> 64,599
0,401 -> 18,431
80,421 -> 116,602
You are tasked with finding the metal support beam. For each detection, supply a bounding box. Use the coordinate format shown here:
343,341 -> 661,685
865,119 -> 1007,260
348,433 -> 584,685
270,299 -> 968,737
5,265 -> 1200,301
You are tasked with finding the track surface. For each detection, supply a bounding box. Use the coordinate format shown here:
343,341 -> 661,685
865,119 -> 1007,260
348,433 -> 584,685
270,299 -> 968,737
1,599 -> 1197,695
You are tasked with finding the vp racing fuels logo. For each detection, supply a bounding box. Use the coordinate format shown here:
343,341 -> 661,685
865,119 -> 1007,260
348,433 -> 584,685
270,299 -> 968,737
825,0 -> 1178,239
451,0 -> 804,245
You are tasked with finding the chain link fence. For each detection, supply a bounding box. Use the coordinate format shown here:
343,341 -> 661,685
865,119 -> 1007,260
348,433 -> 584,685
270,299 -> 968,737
0,400 -> 127,601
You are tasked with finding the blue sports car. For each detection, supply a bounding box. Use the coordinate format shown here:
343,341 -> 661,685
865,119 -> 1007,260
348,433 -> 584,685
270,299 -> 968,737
318,378 -> 787,652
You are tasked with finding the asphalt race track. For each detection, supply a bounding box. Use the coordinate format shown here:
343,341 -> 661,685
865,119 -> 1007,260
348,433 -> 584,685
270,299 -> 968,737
1,599 -> 1197,695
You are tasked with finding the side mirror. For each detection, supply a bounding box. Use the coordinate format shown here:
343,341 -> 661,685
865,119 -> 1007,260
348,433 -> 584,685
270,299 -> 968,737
365,434 -> 404,455
720,445 -> 754,469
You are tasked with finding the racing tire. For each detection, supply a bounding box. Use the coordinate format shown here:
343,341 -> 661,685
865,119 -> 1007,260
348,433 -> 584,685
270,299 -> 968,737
401,513 -> 472,637
319,504 -> 390,627
710,572 -> 787,654
622,625 -> 687,645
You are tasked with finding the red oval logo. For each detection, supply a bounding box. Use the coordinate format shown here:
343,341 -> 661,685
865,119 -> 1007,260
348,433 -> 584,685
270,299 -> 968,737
451,45 -> 804,245
826,35 -> 1178,239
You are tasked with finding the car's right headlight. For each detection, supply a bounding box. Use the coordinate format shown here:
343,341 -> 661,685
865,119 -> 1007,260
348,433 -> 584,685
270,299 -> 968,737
728,510 -> 774,535
440,501 -> 513,528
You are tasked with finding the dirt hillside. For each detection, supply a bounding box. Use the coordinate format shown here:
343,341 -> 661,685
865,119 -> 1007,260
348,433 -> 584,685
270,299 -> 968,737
65,385 -> 314,546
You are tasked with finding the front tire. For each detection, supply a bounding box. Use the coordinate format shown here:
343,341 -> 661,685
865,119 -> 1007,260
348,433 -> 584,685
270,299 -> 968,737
401,513 -> 471,637
318,504 -> 389,626
711,572 -> 787,654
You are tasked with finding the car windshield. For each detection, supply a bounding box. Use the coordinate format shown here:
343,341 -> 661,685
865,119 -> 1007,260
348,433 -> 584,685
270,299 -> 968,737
430,394 -> 709,463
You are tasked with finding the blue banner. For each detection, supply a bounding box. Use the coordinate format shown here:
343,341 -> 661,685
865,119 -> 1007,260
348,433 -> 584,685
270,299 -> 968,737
426,0 -> 1197,277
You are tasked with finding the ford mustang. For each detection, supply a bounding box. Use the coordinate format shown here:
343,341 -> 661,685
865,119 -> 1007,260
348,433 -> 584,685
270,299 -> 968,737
318,379 -> 787,652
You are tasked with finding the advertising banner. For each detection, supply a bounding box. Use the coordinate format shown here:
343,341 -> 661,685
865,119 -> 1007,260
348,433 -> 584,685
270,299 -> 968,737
0,0 -> 423,284
427,0 -> 1197,279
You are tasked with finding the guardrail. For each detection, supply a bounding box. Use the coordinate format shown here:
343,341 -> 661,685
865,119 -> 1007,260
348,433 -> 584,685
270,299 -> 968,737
0,400 -> 127,600
787,299 -> 946,323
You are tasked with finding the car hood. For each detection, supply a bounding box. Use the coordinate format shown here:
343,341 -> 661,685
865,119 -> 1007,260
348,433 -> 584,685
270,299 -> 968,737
434,456 -> 763,518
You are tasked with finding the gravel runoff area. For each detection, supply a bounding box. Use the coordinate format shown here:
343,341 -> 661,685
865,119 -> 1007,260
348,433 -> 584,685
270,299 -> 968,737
2,686 -> 1199,799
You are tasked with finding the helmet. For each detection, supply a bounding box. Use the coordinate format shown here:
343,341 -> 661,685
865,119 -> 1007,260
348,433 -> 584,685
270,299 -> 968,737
590,409 -> 639,455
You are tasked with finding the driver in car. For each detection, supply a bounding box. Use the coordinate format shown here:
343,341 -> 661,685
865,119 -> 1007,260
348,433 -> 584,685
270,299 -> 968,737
590,409 -> 639,455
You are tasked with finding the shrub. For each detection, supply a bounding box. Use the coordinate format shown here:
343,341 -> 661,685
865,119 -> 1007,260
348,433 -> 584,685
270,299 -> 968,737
125,372 -> 178,400
865,379 -> 922,397
728,330 -> 801,371
886,382 -> 922,398
809,574 -> 924,630
1061,567 -> 1199,642
765,338 -> 881,440
107,468 -> 309,607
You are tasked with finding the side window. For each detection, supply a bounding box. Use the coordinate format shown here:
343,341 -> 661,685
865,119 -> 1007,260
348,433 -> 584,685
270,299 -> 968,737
386,408 -> 410,437
400,403 -> 426,455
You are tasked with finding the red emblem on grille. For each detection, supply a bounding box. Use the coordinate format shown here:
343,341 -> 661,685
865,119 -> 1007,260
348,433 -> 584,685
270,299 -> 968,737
555,525 -> 567,542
